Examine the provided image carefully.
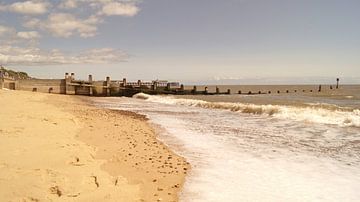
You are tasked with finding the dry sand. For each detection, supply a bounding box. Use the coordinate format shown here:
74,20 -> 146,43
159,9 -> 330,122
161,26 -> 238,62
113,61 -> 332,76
0,90 -> 189,202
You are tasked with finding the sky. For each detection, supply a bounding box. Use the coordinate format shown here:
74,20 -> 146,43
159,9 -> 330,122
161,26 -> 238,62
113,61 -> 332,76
0,0 -> 359,84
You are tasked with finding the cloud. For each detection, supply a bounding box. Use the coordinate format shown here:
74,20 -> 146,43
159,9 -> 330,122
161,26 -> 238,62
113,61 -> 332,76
0,46 -> 128,65
0,25 -> 14,36
34,13 -> 102,38
100,2 -> 139,16
58,0 -> 77,9
17,31 -> 41,40
0,0 -> 49,15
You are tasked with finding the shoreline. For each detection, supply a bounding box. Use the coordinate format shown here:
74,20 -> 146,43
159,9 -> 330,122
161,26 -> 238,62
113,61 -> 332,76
0,90 -> 190,201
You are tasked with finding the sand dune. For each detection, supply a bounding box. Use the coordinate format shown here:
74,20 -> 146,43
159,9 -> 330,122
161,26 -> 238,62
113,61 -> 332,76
0,90 -> 189,202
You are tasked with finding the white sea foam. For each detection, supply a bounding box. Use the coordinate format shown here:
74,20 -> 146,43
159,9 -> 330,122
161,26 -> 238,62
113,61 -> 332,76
133,93 -> 360,127
93,96 -> 360,202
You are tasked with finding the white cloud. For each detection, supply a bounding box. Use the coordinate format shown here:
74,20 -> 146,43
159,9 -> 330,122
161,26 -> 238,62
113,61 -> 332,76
0,25 -> 14,36
0,46 -> 128,65
23,18 -> 42,29
100,2 -> 139,16
17,31 -> 41,39
0,1 -> 49,15
40,13 -> 101,38
58,0 -> 77,9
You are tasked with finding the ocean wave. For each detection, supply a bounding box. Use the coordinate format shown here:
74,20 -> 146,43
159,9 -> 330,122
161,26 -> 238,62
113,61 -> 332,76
133,93 -> 360,127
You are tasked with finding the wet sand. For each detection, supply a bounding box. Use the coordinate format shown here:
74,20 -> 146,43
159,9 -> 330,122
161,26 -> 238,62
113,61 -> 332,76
0,90 -> 189,201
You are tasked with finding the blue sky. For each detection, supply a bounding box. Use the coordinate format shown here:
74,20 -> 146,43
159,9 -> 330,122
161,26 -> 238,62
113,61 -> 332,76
0,0 -> 359,84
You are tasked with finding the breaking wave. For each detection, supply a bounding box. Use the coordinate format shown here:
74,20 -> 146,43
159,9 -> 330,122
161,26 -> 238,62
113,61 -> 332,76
133,93 -> 360,127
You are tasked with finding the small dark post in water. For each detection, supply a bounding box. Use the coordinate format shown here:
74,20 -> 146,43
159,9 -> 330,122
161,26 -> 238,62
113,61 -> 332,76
248,91 -> 252,95
303,90 -> 306,92
277,90 -> 280,94
204,87 -> 208,94
310,90 -> 313,92
268,91 -> 271,94
258,91 -> 261,94
216,87 -> 220,94
152,81 -> 158,90
336,78 -> 339,89
227,89 -> 231,94
318,85 -> 322,92
180,84 -> 184,91
330,85 -> 333,90
193,86 -> 197,94
286,90 -> 289,93
122,78 -> 127,87
166,83 -> 171,91
238,90 -> 242,94
106,76 -> 111,96
294,90 -> 297,93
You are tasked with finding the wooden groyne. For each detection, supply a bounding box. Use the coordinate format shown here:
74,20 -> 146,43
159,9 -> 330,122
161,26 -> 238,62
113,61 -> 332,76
0,70 -> 341,97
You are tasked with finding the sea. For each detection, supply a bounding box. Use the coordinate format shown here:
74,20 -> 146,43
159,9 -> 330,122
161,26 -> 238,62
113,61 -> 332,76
91,85 -> 360,202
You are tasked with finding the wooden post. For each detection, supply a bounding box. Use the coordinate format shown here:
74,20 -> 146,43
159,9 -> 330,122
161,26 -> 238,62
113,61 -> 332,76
152,81 -> 158,90
336,78 -> 339,89
106,76 -> 111,96
193,86 -> 197,94
268,91 -> 271,94
180,84 -> 184,91
122,78 -> 127,87
238,90 -> 242,94
204,87 -> 208,94
248,91 -> 252,95
277,90 -> 280,94
318,85 -> 322,92
216,87 -> 220,94
88,75 -> 93,96
227,89 -> 231,94
330,85 -> 333,90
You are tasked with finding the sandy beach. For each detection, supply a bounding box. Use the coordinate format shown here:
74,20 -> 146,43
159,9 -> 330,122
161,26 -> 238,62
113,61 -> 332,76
0,89 -> 189,202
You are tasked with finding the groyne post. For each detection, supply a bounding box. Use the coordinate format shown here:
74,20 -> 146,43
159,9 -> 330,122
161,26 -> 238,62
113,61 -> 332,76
216,87 -> 220,94
88,75 -> 93,96
318,85 -> 322,92
192,86 -> 197,94
227,89 -> 231,94
204,87 -> 208,94
65,72 -> 75,95
336,78 -> 339,89
180,84 -> 184,91
122,78 -> 127,87
238,90 -> 242,94
106,76 -> 111,96
152,81 -> 158,90
138,80 -> 142,87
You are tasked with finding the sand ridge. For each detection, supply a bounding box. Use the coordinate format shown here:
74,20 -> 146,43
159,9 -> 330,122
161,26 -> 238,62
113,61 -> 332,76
0,90 -> 189,201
